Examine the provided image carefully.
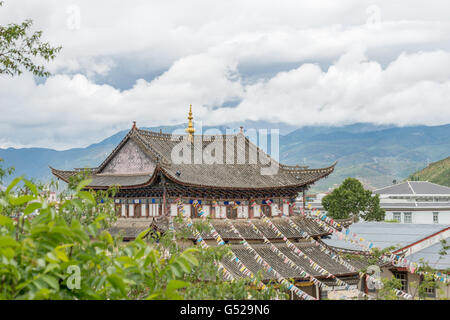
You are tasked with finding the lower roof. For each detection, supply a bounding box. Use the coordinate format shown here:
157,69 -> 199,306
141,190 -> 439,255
109,216 -> 330,240
374,181 -> 450,196
406,237 -> 450,270
107,217 -> 359,281
322,222 -> 450,252
223,242 -> 359,282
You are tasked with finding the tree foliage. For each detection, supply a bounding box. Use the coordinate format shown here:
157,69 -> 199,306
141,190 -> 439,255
322,178 -> 385,221
0,1 -> 61,77
0,163 -> 283,299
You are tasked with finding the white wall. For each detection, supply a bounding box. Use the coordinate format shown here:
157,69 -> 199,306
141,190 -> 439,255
385,210 -> 450,224
148,204 -> 159,216
202,205 -> 210,217
183,204 -> 190,217
220,206 -> 226,218
242,206 -> 249,218
170,204 -> 178,216
283,203 -> 289,216
253,205 -> 261,217
271,204 -> 279,216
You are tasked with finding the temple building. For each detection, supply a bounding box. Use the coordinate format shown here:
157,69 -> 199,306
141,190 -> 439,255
51,106 -> 336,220
50,107 -> 369,299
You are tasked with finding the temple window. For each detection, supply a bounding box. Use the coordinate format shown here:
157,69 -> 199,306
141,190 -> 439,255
261,204 -> 271,217
226,206 -> 238,219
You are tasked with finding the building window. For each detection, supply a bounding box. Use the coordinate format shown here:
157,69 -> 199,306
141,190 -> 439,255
424,282 -> 436,298
134,204 -> 142,218
403,212 -> 412,223
424,281 -> 436,298
433,212 -> 439,224
393,212 -> 401,222
393,272 -> 408,292
226,206 -> 238,219
261,204 -> 271,217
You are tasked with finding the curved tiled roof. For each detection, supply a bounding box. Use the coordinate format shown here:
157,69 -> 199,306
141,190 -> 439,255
51,127 -> 335,190
223,242 -> 358,281
108,216 -> 361,281
152,215 -> 329,240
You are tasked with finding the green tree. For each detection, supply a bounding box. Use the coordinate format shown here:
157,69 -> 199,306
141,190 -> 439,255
0,168 -> 283,299
322,178 -> 385,221
0,1 -> 61,77
0,158 -> 14,187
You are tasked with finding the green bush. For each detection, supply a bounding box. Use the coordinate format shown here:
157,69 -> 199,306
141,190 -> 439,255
0,174 -> 282,300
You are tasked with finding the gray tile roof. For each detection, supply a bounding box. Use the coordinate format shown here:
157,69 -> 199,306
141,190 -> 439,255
323,222 -> 450,252
51,128 -> 335,190
108,217 -> 362,282
407,237 -> 450,270
109,218 -> 153,239
152,215 -> 329,240
374,181 -> 450,195
222,242 -> 358,281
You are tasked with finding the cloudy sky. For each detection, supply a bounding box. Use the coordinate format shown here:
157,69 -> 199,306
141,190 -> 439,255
1,0 -> 450,149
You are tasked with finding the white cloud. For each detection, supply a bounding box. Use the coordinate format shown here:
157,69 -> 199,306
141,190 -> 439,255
1,48 -> 450,149
0,1 -> 450,149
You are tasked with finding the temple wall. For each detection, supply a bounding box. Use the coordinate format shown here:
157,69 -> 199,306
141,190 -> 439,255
283,203 -> 289,216
237,206 -> 244,218
202,205 -> 210,217
253,205 -> 261,217
170,204 -> 178,216
101,139 -> 156,174
220,206 -> 226,218
271,204 -> 279,216
117,198 -> 293,219
242,206 -> 249,218
183,204 -> 190,217
148,204 -> 159,216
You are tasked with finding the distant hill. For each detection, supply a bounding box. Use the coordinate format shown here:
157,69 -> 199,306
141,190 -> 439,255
407,157 -> 450,187
279,124 -> 450,191
1,123 -> 449,192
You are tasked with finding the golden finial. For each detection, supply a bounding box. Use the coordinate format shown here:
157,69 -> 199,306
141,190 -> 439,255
185,104 -> 195,142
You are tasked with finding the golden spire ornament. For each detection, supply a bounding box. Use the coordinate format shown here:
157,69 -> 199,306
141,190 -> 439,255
185,104 -> 195,142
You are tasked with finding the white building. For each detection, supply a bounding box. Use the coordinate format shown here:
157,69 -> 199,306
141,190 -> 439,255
374,181 -> 450,224
323,222 -> 450,299
307,181 -> 450,224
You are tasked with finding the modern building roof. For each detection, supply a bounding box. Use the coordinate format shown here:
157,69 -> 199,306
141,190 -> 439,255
51,127 -> 335,190
322,222 -> 450,252
374,181 -> 450,196
406,237 -> 450,270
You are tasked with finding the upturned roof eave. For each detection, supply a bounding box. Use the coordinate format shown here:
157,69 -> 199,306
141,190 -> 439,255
50,162 -> 335,191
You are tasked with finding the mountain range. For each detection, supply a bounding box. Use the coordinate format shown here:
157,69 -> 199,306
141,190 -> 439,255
1,122 -> 449,192
408,156 -> 450,187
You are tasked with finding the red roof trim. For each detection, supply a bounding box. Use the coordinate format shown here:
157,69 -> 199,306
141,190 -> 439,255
393,226 -> 450,254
